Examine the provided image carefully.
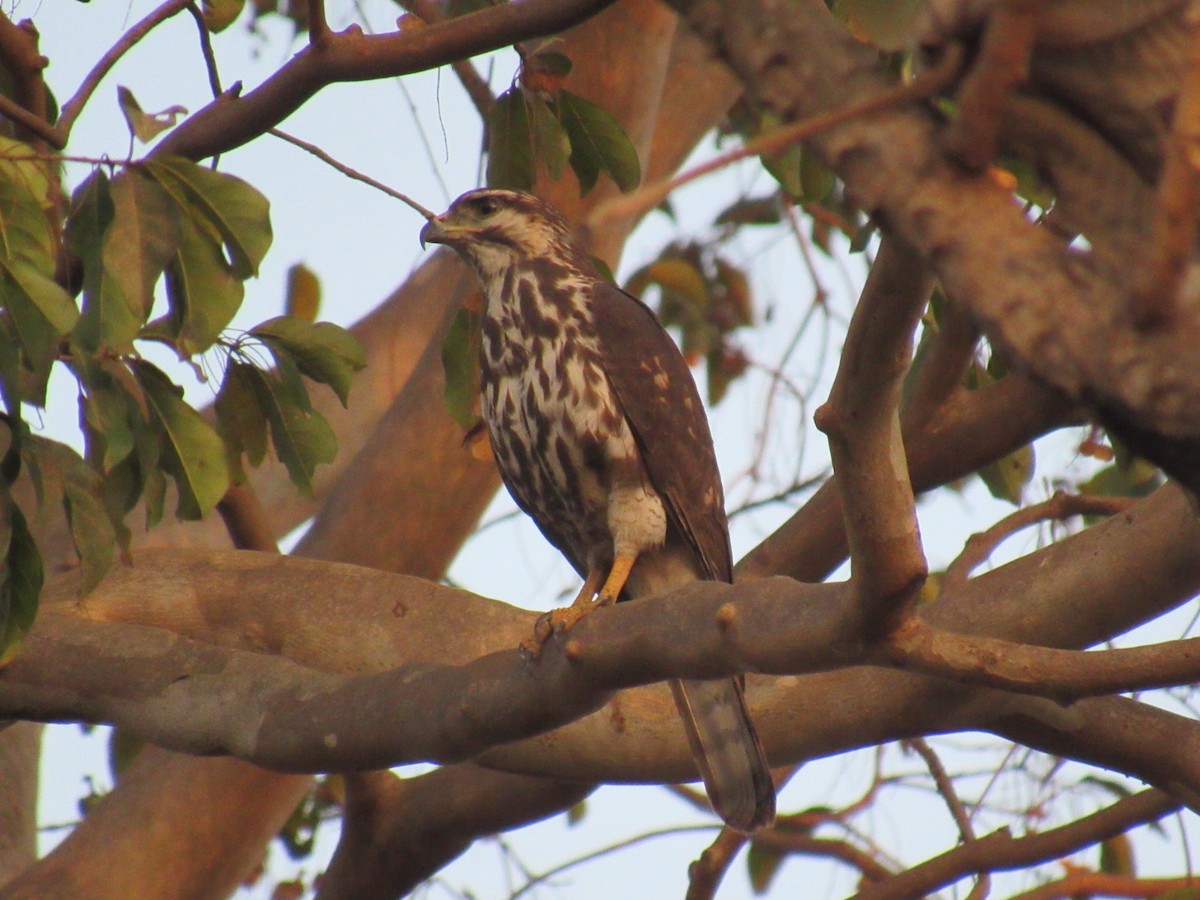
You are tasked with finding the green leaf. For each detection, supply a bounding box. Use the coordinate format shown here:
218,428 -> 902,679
216,361 -> 269,468
244,365 -> 336,495
441,306 -> 480,430
28,429 -> 128,578
2,262 -> 77,398
556,90 -> 641,194
0,496 -> 42,664
746,841 -> 784,894
0,136 -> 53,268
532,50 -> 572,78
285,262 -> 321,322
1099,833 -> 1135,876
565,798 -> 587,826
153,201 -> 244,355
487,88 -> 534,190
758,113 -> 803,200
130,360 -> 230,519
529,96 -> 571,180
202,0 -> 245,32
116,86 -> 187,145
836,0 -> 924,51
714,196 -> 781,227
144,157 -> 272,279
81,381 -> 136,473
799,148 -> 835,203
68,169 -> 181,353
0,319 -> 21,417
250,317 -> 366,408
978,444 -> 1033,505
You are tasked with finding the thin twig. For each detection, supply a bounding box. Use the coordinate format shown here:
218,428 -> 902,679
907,738 -> 990,898
407,0 -> 496,118
185,2 -> 223,98
587,43 -> 964,231
269,127 -> 437,218
56,0 -> 193,144
508,825 -> 719,900
853,789 -> 1180,900
944,491 -> 1135,590
685,828 -> 748,900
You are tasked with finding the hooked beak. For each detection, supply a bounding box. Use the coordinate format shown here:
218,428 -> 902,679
419,215 -> 458,250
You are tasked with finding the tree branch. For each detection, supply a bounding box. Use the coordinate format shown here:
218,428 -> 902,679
852,789 -> 1180,900
814,236 -> 930,626
663,0 -> 1200,490
318,765 -> 591,899
739,373 -> 1076,584
54,0 -> 193,147
7,481 -> 1200,793
155,0 -> 615,162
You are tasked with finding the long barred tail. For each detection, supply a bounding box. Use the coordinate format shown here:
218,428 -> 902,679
669,677 -> 775,832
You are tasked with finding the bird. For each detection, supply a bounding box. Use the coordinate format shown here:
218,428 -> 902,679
420,188 -> 775,833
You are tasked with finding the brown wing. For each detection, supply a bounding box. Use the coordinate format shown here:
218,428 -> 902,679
590,281 -> 733,583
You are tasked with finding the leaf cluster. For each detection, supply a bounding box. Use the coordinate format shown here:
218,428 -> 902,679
0,147 -> 364,659
486,50 -> 641,195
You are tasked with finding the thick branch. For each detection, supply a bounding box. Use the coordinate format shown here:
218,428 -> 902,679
814,236 -> 931,624
665,0 -> 1200,488
6,481 -> 1200,795
319,765 -> 591,899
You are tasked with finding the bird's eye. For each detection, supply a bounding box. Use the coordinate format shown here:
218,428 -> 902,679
474,197 -> 499,217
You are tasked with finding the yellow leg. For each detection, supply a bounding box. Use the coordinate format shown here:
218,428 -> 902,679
597,553 -> 636,605
521,555 -> 638,658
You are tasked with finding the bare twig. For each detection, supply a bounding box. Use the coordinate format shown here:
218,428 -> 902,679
901,298 -> 980,432
853,789 -> 1180,900
56,0 -> 193,146
406,0 -> 496,118
1010,872 -> 1198,900
185,2 -> 223,98
907,738 -> 989,897
156,0 -> 615,162
587,43 -> 964,231
749,831 -> 895,883
509,825 -> 720,900
269,127 -> 437,218
944,492 -> 1135,590
685,828 -> 748,900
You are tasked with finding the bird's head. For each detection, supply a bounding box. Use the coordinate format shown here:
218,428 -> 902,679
420,189 -> 589,278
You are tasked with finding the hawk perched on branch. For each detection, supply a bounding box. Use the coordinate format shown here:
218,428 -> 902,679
420,189 -> 775,832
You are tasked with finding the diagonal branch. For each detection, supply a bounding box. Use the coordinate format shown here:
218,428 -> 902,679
155,0 -> 615,162
852,789 -> 1180,900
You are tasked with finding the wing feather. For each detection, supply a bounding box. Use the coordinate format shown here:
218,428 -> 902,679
590,281 -> 733,583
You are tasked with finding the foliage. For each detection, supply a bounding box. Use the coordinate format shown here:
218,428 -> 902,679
0,144 -> 364,658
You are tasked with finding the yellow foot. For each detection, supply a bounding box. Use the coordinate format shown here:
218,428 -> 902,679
520,595 -> 613,660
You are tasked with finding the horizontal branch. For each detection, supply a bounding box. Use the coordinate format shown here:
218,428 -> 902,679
4,481 -> 1200,793
886,615 -> 1200,699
